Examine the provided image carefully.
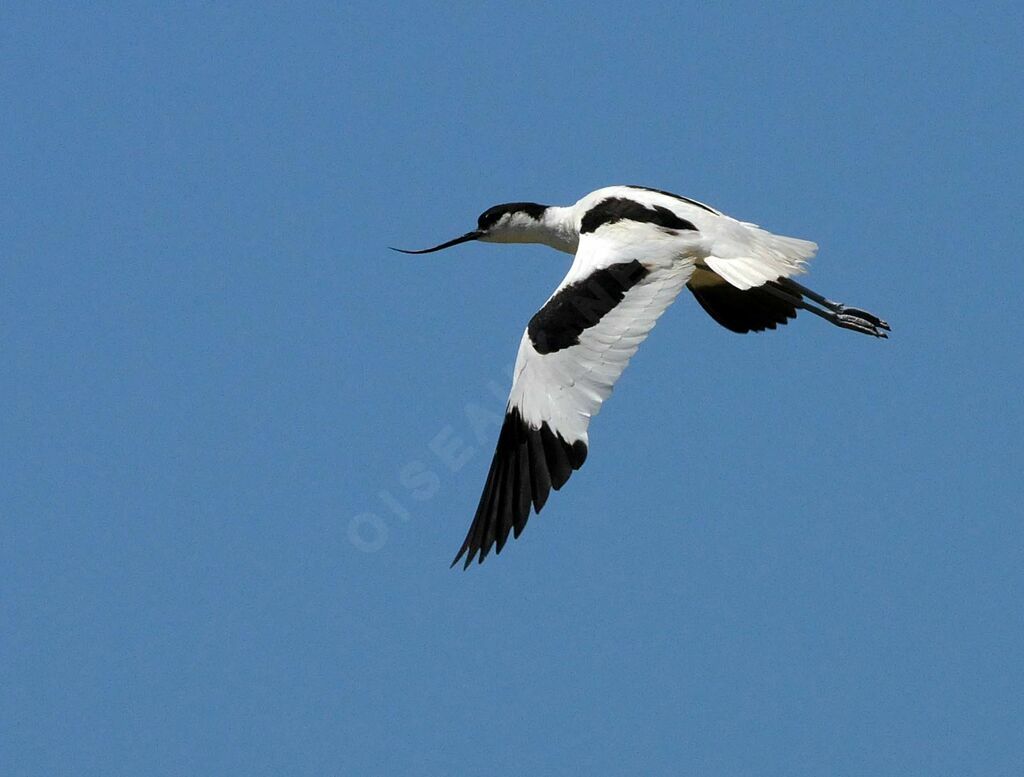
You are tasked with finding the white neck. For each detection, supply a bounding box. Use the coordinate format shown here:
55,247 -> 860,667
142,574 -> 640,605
537,206 -> 578,254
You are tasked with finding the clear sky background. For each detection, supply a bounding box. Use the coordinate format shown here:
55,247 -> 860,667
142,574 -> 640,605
3,3 -> 1022,775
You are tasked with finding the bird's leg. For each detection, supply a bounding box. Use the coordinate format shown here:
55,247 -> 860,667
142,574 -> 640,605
763,280 -> 890,338
775,278 -> 891,333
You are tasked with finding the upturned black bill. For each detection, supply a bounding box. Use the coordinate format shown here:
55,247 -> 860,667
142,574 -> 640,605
390,230 -> 482,254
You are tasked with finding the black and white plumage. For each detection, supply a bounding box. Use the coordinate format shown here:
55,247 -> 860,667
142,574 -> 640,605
395,185 -> 889,568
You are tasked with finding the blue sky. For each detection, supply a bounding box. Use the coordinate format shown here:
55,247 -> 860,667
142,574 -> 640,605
3,3 -> 1022,775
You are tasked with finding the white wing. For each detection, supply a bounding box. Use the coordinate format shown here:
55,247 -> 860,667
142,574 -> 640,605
452,227 -> 696,567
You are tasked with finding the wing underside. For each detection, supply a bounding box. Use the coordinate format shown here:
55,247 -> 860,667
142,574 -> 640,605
687,269 -> 799,333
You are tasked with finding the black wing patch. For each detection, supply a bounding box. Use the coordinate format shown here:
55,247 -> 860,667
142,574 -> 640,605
452,407 -> 587,569
579,197 -> 698,234
688,277 -> 799,333
527,260 -> 650,354
624,185 -> 721,215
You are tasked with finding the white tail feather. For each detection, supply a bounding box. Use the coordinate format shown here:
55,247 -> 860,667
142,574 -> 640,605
705,227 -> 817,291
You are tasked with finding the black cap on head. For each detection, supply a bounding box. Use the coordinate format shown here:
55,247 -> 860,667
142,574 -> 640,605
477,202 -> 547,231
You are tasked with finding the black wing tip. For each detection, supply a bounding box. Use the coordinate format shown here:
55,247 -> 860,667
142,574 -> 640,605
450,546 -> 469,569
449,407 -> 588,569
448,542 -> 493,571
570,440 -> 588,469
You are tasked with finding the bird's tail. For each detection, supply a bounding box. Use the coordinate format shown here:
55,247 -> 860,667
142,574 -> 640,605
705,226 -> 818,291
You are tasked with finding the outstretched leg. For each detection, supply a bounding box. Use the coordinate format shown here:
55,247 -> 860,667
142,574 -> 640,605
764,278 -> 890,338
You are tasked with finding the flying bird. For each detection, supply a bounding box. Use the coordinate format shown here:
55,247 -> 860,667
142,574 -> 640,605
394,185 -> 889,568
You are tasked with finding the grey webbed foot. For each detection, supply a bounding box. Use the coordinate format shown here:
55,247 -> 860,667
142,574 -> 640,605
836,305 -> 890,333
834,308 -> 889,338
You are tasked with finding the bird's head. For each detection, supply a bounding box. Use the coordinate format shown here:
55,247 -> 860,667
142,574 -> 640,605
392,202 -> 550,254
